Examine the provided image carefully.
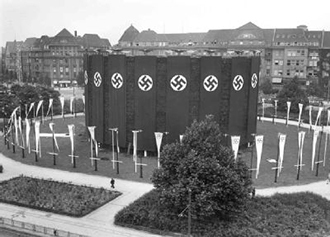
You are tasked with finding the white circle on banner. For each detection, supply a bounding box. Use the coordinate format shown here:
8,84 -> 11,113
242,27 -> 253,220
94,72 -> 102,87
138,75 -> 153,91
251,73 -> 258,88
84,70 -> 88,85
203,75 -> 218,92
111,73 -> 123,89
232,75 -> 244,91
170,75 -> 187,91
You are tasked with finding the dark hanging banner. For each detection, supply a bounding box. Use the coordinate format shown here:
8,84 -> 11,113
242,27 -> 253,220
228,57 -> 250,144
166,56 -> 190,143
90,55 -> 104,143
199,56 -> 222,122
134,56 -> 157,151
247,57 -> 261,143
84,53 -> 90,127
107,55 -> 127,148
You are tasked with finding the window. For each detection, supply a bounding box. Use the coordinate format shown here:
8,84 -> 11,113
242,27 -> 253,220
274,60 -> 279,66
286,70 -> 290,76
287,60 -> 291,66
266,69 -> 270,76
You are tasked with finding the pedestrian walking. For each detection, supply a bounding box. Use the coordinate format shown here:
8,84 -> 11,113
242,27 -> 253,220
110,178 -> 115,188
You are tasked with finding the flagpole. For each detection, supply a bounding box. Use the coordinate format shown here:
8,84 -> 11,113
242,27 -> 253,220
315,126 -> 323,176
274,134 -> 280,183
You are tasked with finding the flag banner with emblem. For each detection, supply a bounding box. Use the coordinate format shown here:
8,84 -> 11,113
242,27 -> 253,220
228,57 -> 250,145
297,131 -> 306,169
154,132 -> 163,168
107,55 -> 127,147
278,133 -> 286,175
255,135 -> 264,179
35,121 -> 41,157
298,103 -> 303,126
309,106 -> 312,129
327,110 -> 330,126
68,124 -> 75,163
70,97 -> 74,114
84,53 -> 90,126
46,98 -> 53,117
60,96 -> 65,118
199,56 -> 222,121
231,136 -> 240,160
132,130 -> 140,163
88,126 -> 98,165
25,118 -> 30,153
311,130 -> 319,170
49,123 -> 59,152
36,100 -> 43,118
166,56 -> 190,143
247,57 -> 260,142
314,107 -> 323,127
134,56 -> 157,151
90,55 -> 104,142
323,131 -> 328,167
286,101 -> 291,125
28,102 -> 35,117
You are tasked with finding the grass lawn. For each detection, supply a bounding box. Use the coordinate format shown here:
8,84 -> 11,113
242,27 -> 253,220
1,114 -> 330,188
0,176 -> 121,217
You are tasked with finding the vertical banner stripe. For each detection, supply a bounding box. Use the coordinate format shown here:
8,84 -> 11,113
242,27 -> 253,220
89,55 -> 104,142
199,56 -> 222,121
166,56 -> 190,143
134,56 -> 157,151
84,53 -> 89,126
247,57 -> 260,142
228,57 -> 250,144
107,55 -> 127,148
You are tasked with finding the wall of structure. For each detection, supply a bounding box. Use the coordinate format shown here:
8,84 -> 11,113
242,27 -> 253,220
84,54 -> 260,151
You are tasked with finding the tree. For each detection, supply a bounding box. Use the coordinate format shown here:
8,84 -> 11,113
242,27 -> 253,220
276,77 -> 309,113
259,79 -> 274,95
151,116 -> 252,220
306,82 -> 324,98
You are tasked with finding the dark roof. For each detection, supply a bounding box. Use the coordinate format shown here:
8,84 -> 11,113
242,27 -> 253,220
55,28 -> 74,37
161,33 -> 206,44
49,28 -> 78,46
273,28 -> 308,42
202,30 -> 233,43
237,22 -> 261,30
101,38 -> 111,47
119,25 -> 139,42
5,41 -> 24,54
133,29 -> 158,42
23,38 -> 37,50
323,31 -> 330,48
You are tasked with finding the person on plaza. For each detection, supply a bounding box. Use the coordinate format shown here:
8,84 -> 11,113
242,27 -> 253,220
110,178 -> 115,188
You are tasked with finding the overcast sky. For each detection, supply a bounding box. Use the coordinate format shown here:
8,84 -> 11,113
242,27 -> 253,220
1,0 -> 330,48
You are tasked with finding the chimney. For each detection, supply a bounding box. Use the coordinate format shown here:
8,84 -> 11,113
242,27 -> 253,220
74,31 -> 77,37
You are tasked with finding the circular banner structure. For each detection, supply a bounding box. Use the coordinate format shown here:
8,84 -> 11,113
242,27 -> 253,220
203,75 -> 218,92
170,75 -> 187,91
138,75 -> 153,91
232,75 -> 244,91
111,72 -> 123,89
251,73 -> 258,88
84,70 -> 88,85
93,72 -> 102,87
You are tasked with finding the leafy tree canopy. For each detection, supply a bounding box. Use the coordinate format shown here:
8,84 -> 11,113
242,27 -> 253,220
151,115 -> 252,220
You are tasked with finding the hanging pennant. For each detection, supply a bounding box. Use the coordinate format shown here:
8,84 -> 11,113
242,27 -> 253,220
154,132 -> 163,168
231,136 -> 240,160
286,101 -> 291,125
311,130 -> 319,171
87,126 -> 98,165
298,103 -> 303,126
36,100 -> 43,117
297,131 -> 306,169
35,121 -> 41,157
49,123 -> 59,152
18,116 -> 25,148
60,96 -> 65,118
314,107 -> 323,128
70,97 -> 74,114
255,135 -> 264,179
25,118 -> 31,153
46,99 -> 53,117
327,110 -> 330,126
323,131 -> 329,167
27,102 -> 35,117
179,134 -> 184,143
278,133 -> 286,175
68,124 -> 75,163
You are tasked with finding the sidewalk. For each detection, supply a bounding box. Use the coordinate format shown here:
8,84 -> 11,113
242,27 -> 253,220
0,153 -> 158,237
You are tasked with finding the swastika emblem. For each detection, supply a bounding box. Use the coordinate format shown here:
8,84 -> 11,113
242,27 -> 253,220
256,138 -> 263,143
203,75 -> 218,92
170,75 -> 187,91
94,72 -> 102,87
232,75 -> 244,91
251,73 -> 258,88
138,75 -> 153,91
233,138 -> 240,144
111,73 -> 123,89
84,71 -> 88,85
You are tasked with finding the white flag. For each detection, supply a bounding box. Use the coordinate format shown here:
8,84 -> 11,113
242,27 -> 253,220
278,133 -> 286,175
311,130 -> 319,171
18,116 -> 25,148
36,100 -> 43,117
298,103 -> 303,126
179,135 -> 184,143
286,101 -> 291,125
297,131 -> 306,169
68,124 -> 75,163
314,107 -> 323,127
60,96 -> 65,117
155,132 -> 163,168
327,110 -> 330,126
132,130 -> 139,163
28,102 -> 35,116
25,118 -> 31,153
49,123 -> 59,151
82,95 -> 85,112
70,97 -> 74,114
255,135 -> 264,179
46,98 -> 53,117
35,121 -> 41,157
323,132 -> 328,167
88,126 -> 98,164
231,136 -> 240,160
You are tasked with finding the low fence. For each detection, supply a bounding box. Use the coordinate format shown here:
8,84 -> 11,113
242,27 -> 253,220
0,216 -> 89,237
